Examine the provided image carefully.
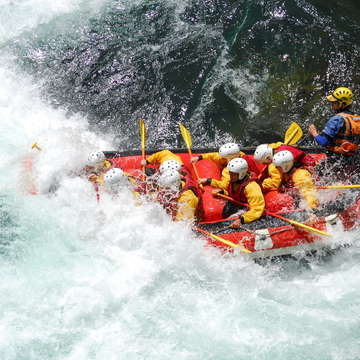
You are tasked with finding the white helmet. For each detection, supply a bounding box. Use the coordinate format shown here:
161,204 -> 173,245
227,158 -> 248,180
159,160 -> 182,174
104,168 -> 124,186
219,143 -> 240,159
273,150 -> 294,173
88,151 -> 105,166
158,170 -> 181,190
254,144 -> 273,164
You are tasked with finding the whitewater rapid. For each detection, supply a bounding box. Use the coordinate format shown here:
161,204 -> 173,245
1,1 -> 360,359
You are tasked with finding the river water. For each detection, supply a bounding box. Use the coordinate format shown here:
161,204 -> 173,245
1,0 -> 360,359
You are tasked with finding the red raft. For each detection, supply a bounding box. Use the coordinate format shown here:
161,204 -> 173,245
105,148 -> 360,258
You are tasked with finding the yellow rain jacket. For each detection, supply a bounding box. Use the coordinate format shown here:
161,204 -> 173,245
282,168 -> 318,209
176,188 -> 199,222
200,151 -> 245,190
88,159 -> 113,185
146,150 -> 183,165
261,163 -> 282,192
240,182 -> 265,223
227,177 -> 265,223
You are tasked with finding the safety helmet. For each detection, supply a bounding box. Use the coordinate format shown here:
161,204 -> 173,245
254,144 -> 273,164
104,168 -> 124,186
273,150 -> 294,173
219,143 -> 240,159
159,160 -> 182,174
158,170 -> 181,190
326,87 -> 353,108
227,157 -> 248,180
88,151 -> 106,166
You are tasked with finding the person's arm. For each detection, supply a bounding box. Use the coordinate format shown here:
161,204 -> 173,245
310,116 -> 344,147
241,182 -> 265,223
262,164 -> 282,191
175,190 -> 199,221
209,167 -> 231,190
146,150 -> 181,165
292,168 -> 318,209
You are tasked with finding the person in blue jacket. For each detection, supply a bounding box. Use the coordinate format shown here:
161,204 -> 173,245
308,86 -> 360,181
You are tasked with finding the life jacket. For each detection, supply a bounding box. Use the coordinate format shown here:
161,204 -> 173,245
242,154 -> 261,175
275,145 -> 306,166
258,164 -> 269,182
280,165 -> 312,191
157,165 -> 200,219
228,172 -> 259,203
329,112 -> 360,155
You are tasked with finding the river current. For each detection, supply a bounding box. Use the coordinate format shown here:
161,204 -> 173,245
1,0 -> 360,359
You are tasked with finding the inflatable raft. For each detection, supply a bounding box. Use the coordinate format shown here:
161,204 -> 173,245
104,148 -> 360,258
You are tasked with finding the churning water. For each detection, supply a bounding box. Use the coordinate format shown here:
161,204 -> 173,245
1,0 -> 360,359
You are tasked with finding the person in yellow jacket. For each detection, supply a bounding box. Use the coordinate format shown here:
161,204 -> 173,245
157,170 -> 199,222
192,143 -> 260,191
218,158 -> 265,228
253,144 -> 283,192
85,151 -> 113,185
272,150 -> 318,210
140,149 -> 183,169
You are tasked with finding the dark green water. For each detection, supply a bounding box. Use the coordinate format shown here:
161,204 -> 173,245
8,0 -> 360,148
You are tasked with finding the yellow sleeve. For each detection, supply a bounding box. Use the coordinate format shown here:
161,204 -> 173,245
175,189 -> 199,222
210,167 -> 231,190
201,152 -> 227,167
146,150 -> 183,165
292,168 -> 318,209
269,142 -> 284,149
262,163 -> 282,191
242,182 -> 265,223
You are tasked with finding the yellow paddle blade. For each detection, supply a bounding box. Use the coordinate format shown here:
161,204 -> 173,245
287,218 -> 332,237
284,122 -> 303,145
318,184 -> 360,190
196,227 -> 252,253
139,118 -> 146,149
179,123 -> 192,149
31,142 -> 42,151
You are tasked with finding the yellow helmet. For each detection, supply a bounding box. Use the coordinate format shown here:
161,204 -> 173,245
326,87 -> 353,108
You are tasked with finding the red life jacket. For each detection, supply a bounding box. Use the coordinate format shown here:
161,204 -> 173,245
242,154 -> 261,176
228,172 -> 259,203
157,165 -> 200,219
275,145 -> 306,165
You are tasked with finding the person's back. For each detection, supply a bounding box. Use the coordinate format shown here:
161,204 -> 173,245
273,151 -> 318,211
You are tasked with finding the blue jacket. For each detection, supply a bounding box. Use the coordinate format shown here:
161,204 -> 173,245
314,112 -> 350,146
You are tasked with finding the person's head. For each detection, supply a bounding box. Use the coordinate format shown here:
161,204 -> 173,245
326,87 -> 353,111
159,160 -> 182,174
158,170 -> 181,191
104,168 -> 125,188
272,150 -> 294,173
254,144 -> 273,164
87,151 -> 106,167
219,143 -> 240,161
227,158 -> 248,182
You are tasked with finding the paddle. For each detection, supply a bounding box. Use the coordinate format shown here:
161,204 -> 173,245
214,193 -> 332,237
317,185 -> 360,190
139,119 -> 146,175
284,122 -> 303,145
195,227 -> 252,253
179,124 -> 201,182
31,142 -> 42,151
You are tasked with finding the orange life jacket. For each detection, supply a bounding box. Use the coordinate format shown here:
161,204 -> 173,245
228,172 -> 259,203
329,112 -> 360,155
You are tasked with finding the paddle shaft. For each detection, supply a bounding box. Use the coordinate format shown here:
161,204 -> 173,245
317,185 -> 360,190
195,227 -> 251,253
215,193 -> 332,237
